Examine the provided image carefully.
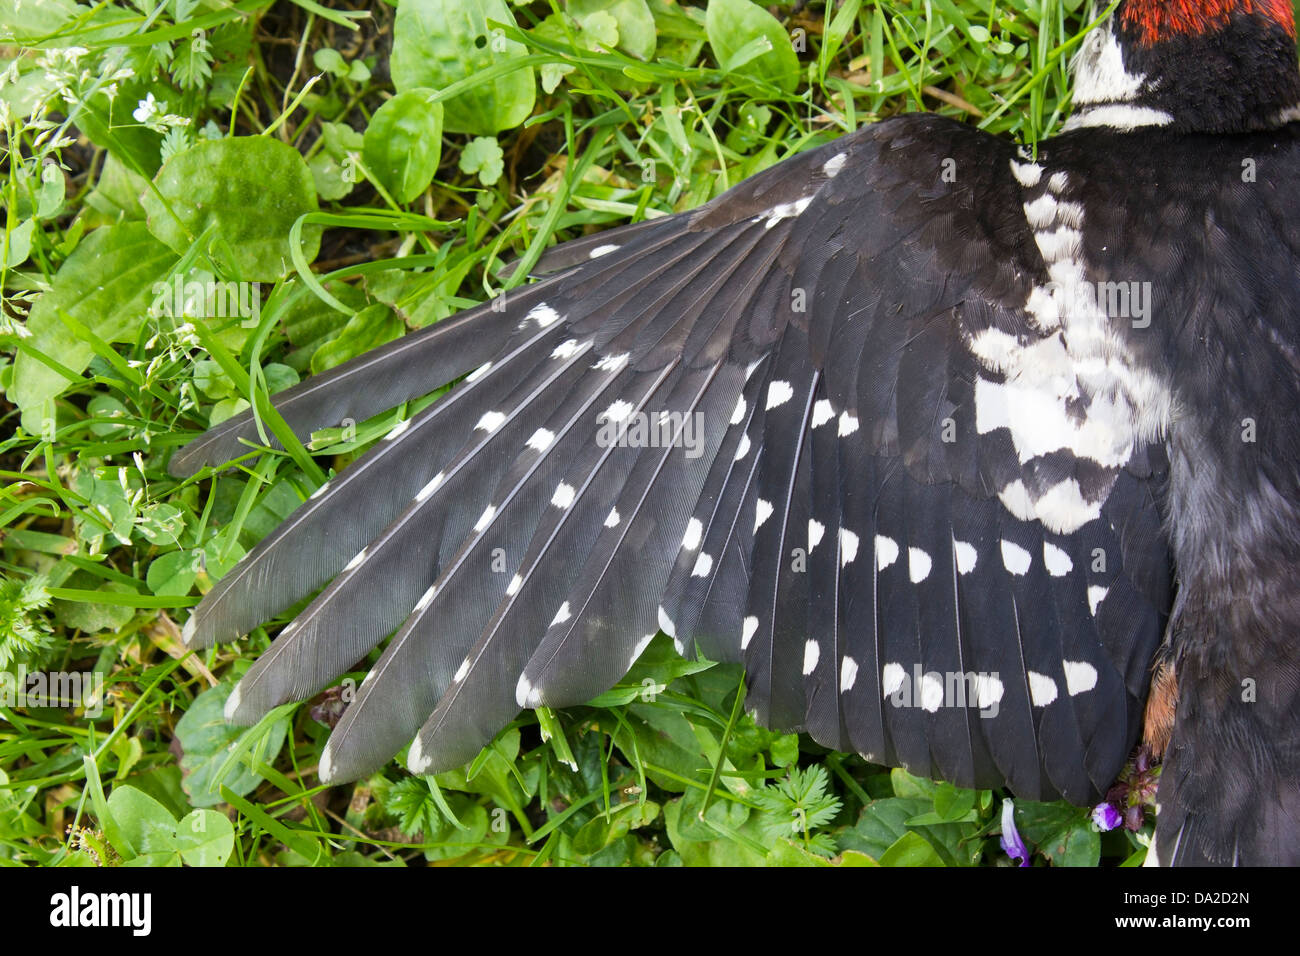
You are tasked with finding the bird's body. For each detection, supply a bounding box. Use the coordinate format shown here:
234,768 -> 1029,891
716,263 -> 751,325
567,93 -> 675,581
174,0 -> 1300,865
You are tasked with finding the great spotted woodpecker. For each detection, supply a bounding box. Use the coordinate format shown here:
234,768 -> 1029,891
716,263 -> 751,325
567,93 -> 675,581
172,0 -> 1300,866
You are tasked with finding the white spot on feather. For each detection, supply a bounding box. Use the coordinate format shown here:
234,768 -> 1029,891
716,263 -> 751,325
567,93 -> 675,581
1043,541 -> 1073,576
874,534 -> 897,571
919,673 -> 944,712
475,410 -> 506,433
731,397 -> 747,425
385,419 -> 412,441
1000,539 -> 1032,575
657,605 -> 676,638
840,657 -> 858,692
953,540 -> 978,575
629,634 -> 654,668
516,673 -> 541,708
526,303 -> 561,327
604,508 -> 620,528
808,519 -> 825,552
588,243 -> 620,259
1087,585 -> 1108,616
823,152 -> 847,177
601,399 -> 635,423
802,640 -> 820,675
766,380 -> 794,409
415,472 -> 444,502
682,517 -> 703,551
551,482 -> 576,509
691,552 -> 714,577
908,547 -> 932,584
526,428 -> 555,452
593,352 -> 629,373
839,529 -> 860,567
474,505 -> 496,532
1010,160 -> 1043,187
344,548 -> 368,571
741,615 -> 759,650
881,662 -> 906,697
1028,671 -> 1058,706
1063,660 -> 1099,696
452,658 -> 471,683
734,433 -> 752,460
838,412 -> 859,437
466,361 -> 492,382
812,399 -> 834,428
506,574 -> 522,596
223,682 -> 242,720
755,498 -> 773,531
551,338 -> 584,359
975,674 -> 1004,709
550,602 -> 571,627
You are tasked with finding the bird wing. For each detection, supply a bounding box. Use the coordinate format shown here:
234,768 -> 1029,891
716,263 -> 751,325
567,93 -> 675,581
172,113 -> 1171,802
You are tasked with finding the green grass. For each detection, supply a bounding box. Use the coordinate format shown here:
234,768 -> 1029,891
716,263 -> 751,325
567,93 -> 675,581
0,0 -> 1154,867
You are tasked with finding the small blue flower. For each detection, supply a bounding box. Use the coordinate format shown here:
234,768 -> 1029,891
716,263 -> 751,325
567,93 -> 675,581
1000,798 -> 1030,867
1092,802 -> 1123,832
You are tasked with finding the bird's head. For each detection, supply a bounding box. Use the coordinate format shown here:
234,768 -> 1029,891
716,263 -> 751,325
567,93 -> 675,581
1065,0 -> 1300,133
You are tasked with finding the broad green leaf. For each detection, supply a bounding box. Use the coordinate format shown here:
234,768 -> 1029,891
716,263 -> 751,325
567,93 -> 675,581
173,809 -> 235,866
878,830 -> 946,867
146,549 -> 201,597
310,303 -> 404,374
390,0 -> 536,136
1014,801 -> 1101,867
174,682 -> 288,807
705,0 -> 800,94
10,222 -> 176,432
363,90 -> 444,203
766,838 -> 834,867
570,0 -> 657,60
82,153 -> 150,226
3,218 -> 34,268
142,137 -> 320,282
104,785 -> 178,860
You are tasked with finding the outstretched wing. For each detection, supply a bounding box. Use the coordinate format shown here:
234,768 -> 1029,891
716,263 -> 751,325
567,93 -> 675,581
172,113 -> 1171,802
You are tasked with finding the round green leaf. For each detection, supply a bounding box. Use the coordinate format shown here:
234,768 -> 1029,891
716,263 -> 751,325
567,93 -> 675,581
174,809 -> 235,866
390,0 -> 536,136
363,91 -> 444,203
142,137 -> 321,282
570,0 -> 657,60
706,0 -> 801,95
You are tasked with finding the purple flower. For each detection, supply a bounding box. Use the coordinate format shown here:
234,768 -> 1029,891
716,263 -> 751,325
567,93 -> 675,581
1092,802 -> 1123,832
1000,798 -> 1030,867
